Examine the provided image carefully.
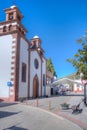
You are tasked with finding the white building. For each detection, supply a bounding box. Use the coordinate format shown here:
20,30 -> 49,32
50,77 -> 84,93
0,5 -> 47,101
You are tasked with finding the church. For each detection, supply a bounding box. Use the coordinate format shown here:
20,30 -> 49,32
0,5 -> 47,101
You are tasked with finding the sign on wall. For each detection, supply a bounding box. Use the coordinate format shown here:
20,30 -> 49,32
7,82 -> 12,87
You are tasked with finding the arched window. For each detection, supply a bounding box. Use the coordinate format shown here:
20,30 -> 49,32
21,63 -> 26,82
34,59 -> 39,69
17,15 -> 21,21
9,25 -> 13,31
21,30 -> 24,35
9,13 -> 13,20
3,26 -> 7,32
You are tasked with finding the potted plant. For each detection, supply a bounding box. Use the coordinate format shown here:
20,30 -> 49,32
61,102 -> 70,109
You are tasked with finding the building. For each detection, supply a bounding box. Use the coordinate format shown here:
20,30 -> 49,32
45,70 -> 54,96
74,80 -> 83,92
46,70 -> 53,85
50,77 -> 84,94
0,5 -> 47,101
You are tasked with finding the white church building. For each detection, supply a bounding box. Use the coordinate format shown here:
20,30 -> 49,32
0,5 -> 47,102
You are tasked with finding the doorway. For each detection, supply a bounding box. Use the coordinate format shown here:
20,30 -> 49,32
33,75 -> 39,98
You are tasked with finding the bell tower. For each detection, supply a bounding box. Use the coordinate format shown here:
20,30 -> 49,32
31,35 -> 44,56
0,5 -> 28,101
31,35 -> 41,48
5,5 -> 23,22
0,5 -> 27,36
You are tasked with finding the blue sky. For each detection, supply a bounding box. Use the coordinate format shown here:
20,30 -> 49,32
0,0 -> 87,78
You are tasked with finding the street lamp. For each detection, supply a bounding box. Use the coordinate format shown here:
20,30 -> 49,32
80,72 -> 84,85
80,72 -> 87,106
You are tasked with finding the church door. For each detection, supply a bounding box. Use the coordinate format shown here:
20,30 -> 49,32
33,75 -> 39,98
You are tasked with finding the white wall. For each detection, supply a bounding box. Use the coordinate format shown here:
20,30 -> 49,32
18,38 -> 29,98
0,35 -> 13,97
30,51 -> 41,97
46,85 -> 51,96
42,57 -> 46,96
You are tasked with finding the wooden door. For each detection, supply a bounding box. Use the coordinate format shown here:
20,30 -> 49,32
33,76 -> 39,98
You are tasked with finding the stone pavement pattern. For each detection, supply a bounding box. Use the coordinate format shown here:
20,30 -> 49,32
0,102 -> 83,130
58,96 -> 87,130
24,96 -> 87,130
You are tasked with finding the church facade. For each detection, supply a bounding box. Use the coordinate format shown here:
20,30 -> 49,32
0,5 -> 47,101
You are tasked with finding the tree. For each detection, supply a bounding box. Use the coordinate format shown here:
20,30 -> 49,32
47,58 -> 57,77
67,32 -> 87,79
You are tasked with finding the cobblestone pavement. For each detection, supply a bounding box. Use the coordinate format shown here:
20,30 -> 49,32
23,96 -> 87,130
0,96 -> 87,130
58,96 -> 87,130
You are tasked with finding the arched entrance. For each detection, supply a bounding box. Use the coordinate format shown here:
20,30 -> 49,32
33,75 -> 39,98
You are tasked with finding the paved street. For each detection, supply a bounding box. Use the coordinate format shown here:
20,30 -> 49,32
0,96 -> 87,130
58,96 -> 87,130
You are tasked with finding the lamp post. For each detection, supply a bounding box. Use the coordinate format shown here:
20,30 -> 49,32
80,72 -> 84,86
80,72 -> 87,106
84,83 -> 87,106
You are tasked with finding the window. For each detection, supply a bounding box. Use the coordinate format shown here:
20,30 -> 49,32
9,13 -> 13,20
21,30 -> 25,35
21,63 -> 26,82
34,59 -> 39,69
17,15 -> 21,21
32,41 -> 36,49
43,74 -> 45,86
3,26 -> 7,32
9,25 -> 13,31
19,27 -> 21,32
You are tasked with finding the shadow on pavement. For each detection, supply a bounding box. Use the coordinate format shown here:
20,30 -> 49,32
0,102 -> 18,107
3,126 -> 28,130
0,99 -> 4,102
0,111 -> 21,118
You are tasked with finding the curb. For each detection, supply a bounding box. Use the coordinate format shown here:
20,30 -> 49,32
59,112 -> 87,130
